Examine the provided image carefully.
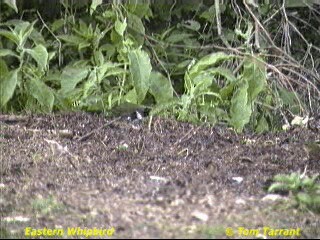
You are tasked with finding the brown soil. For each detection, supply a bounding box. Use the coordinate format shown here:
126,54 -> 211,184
0,113 -> 319,239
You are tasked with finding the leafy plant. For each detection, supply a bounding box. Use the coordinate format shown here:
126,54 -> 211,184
0,20 -> 54,112
268,172 -> 320,213
0,0 -> 319,133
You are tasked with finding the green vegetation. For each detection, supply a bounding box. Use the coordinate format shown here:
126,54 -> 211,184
0,0 -> 319,133
31,195 -> 64,215
268,172 -> 320,213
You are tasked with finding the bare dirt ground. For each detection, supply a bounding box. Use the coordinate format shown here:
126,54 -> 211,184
1,113 -> 319,239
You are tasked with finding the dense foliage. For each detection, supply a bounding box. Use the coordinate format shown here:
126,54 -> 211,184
0,0 -> 319,132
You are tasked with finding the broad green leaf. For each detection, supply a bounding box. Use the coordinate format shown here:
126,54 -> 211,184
193,72 -> 215,94
25,44 -> 48,71
100,43 -> 116,58
90,0 -> 102,15
183,37 -> 201,48
268,183 -> 288,193
98,62 -> 125,81
0,29 -> 19,45
79,42 -> 91,50
29,29 -> 46,45
0,59 -> 9,77
126,0 -> 150,18
110,29 -> 122,45
149,71 -> 173,104
127,13 -> 145,45
98,62 -> 125,80
82,69 -> 97,98
296,192 -> 313,205
255,115 -> 269,133
174,60 -> 192,71
0,69 -> 18,107
58,35 -> 85,46
220,82 -> 235,100
3,19 -> 25,26
102,10 -> 116,19
200,5 -> 216,22
48,52 -> 56,62
229,80 -> 252,132
4,0 -> 18,13
92,28 -> 107,50
115,19 -> 127,37
28,78 -> 54,112
60,66 -> 89,94
244,56 -> 267,101
16,20 -> 36,48
76,20 -> 91,37
123,89 -> 138,104
189,52 -> 234,80
208,67 -> 237,83
93,50 -> 104,66
128,49 -> 152,103
51,19 -> 65,32
0,49 -> 19,58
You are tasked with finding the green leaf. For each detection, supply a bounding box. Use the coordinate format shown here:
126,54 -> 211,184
58,35 -> 86,46
255,115 -> 269,133
149,71 -> 173,104
128,49 -> 152,103
29,29 -> 46,45
25,44 -> 48,71
93,49 -> 104,66
115,19 -> 127,37
0,59 -> 9,77
0,49 -> 19,58
90,0 -> 102,15
0,29 -> 20,45
123,89 -> 138,104
51,19 -> 65,32
3,0 -> 18,13
127,13 -> 145,46
82,69 -> 97,98
200,5 -> 216,22
98,62 -> 125,80
244,56 -> 267,101
60,66 -> 89,94
78,42 -> 91,50
193,72 -> 215,93
229,80 -> 252,132
208,67 -> 237,83
17,20 -> 36,48
268,182 -> 288,193
28,78 -> 54,112
126,0 -> 150,18
0,69 -> 18,107
296,192 -> 312,205
48,52 -> 56,62
220,82 -> 236,100
189,52 -> 234,80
